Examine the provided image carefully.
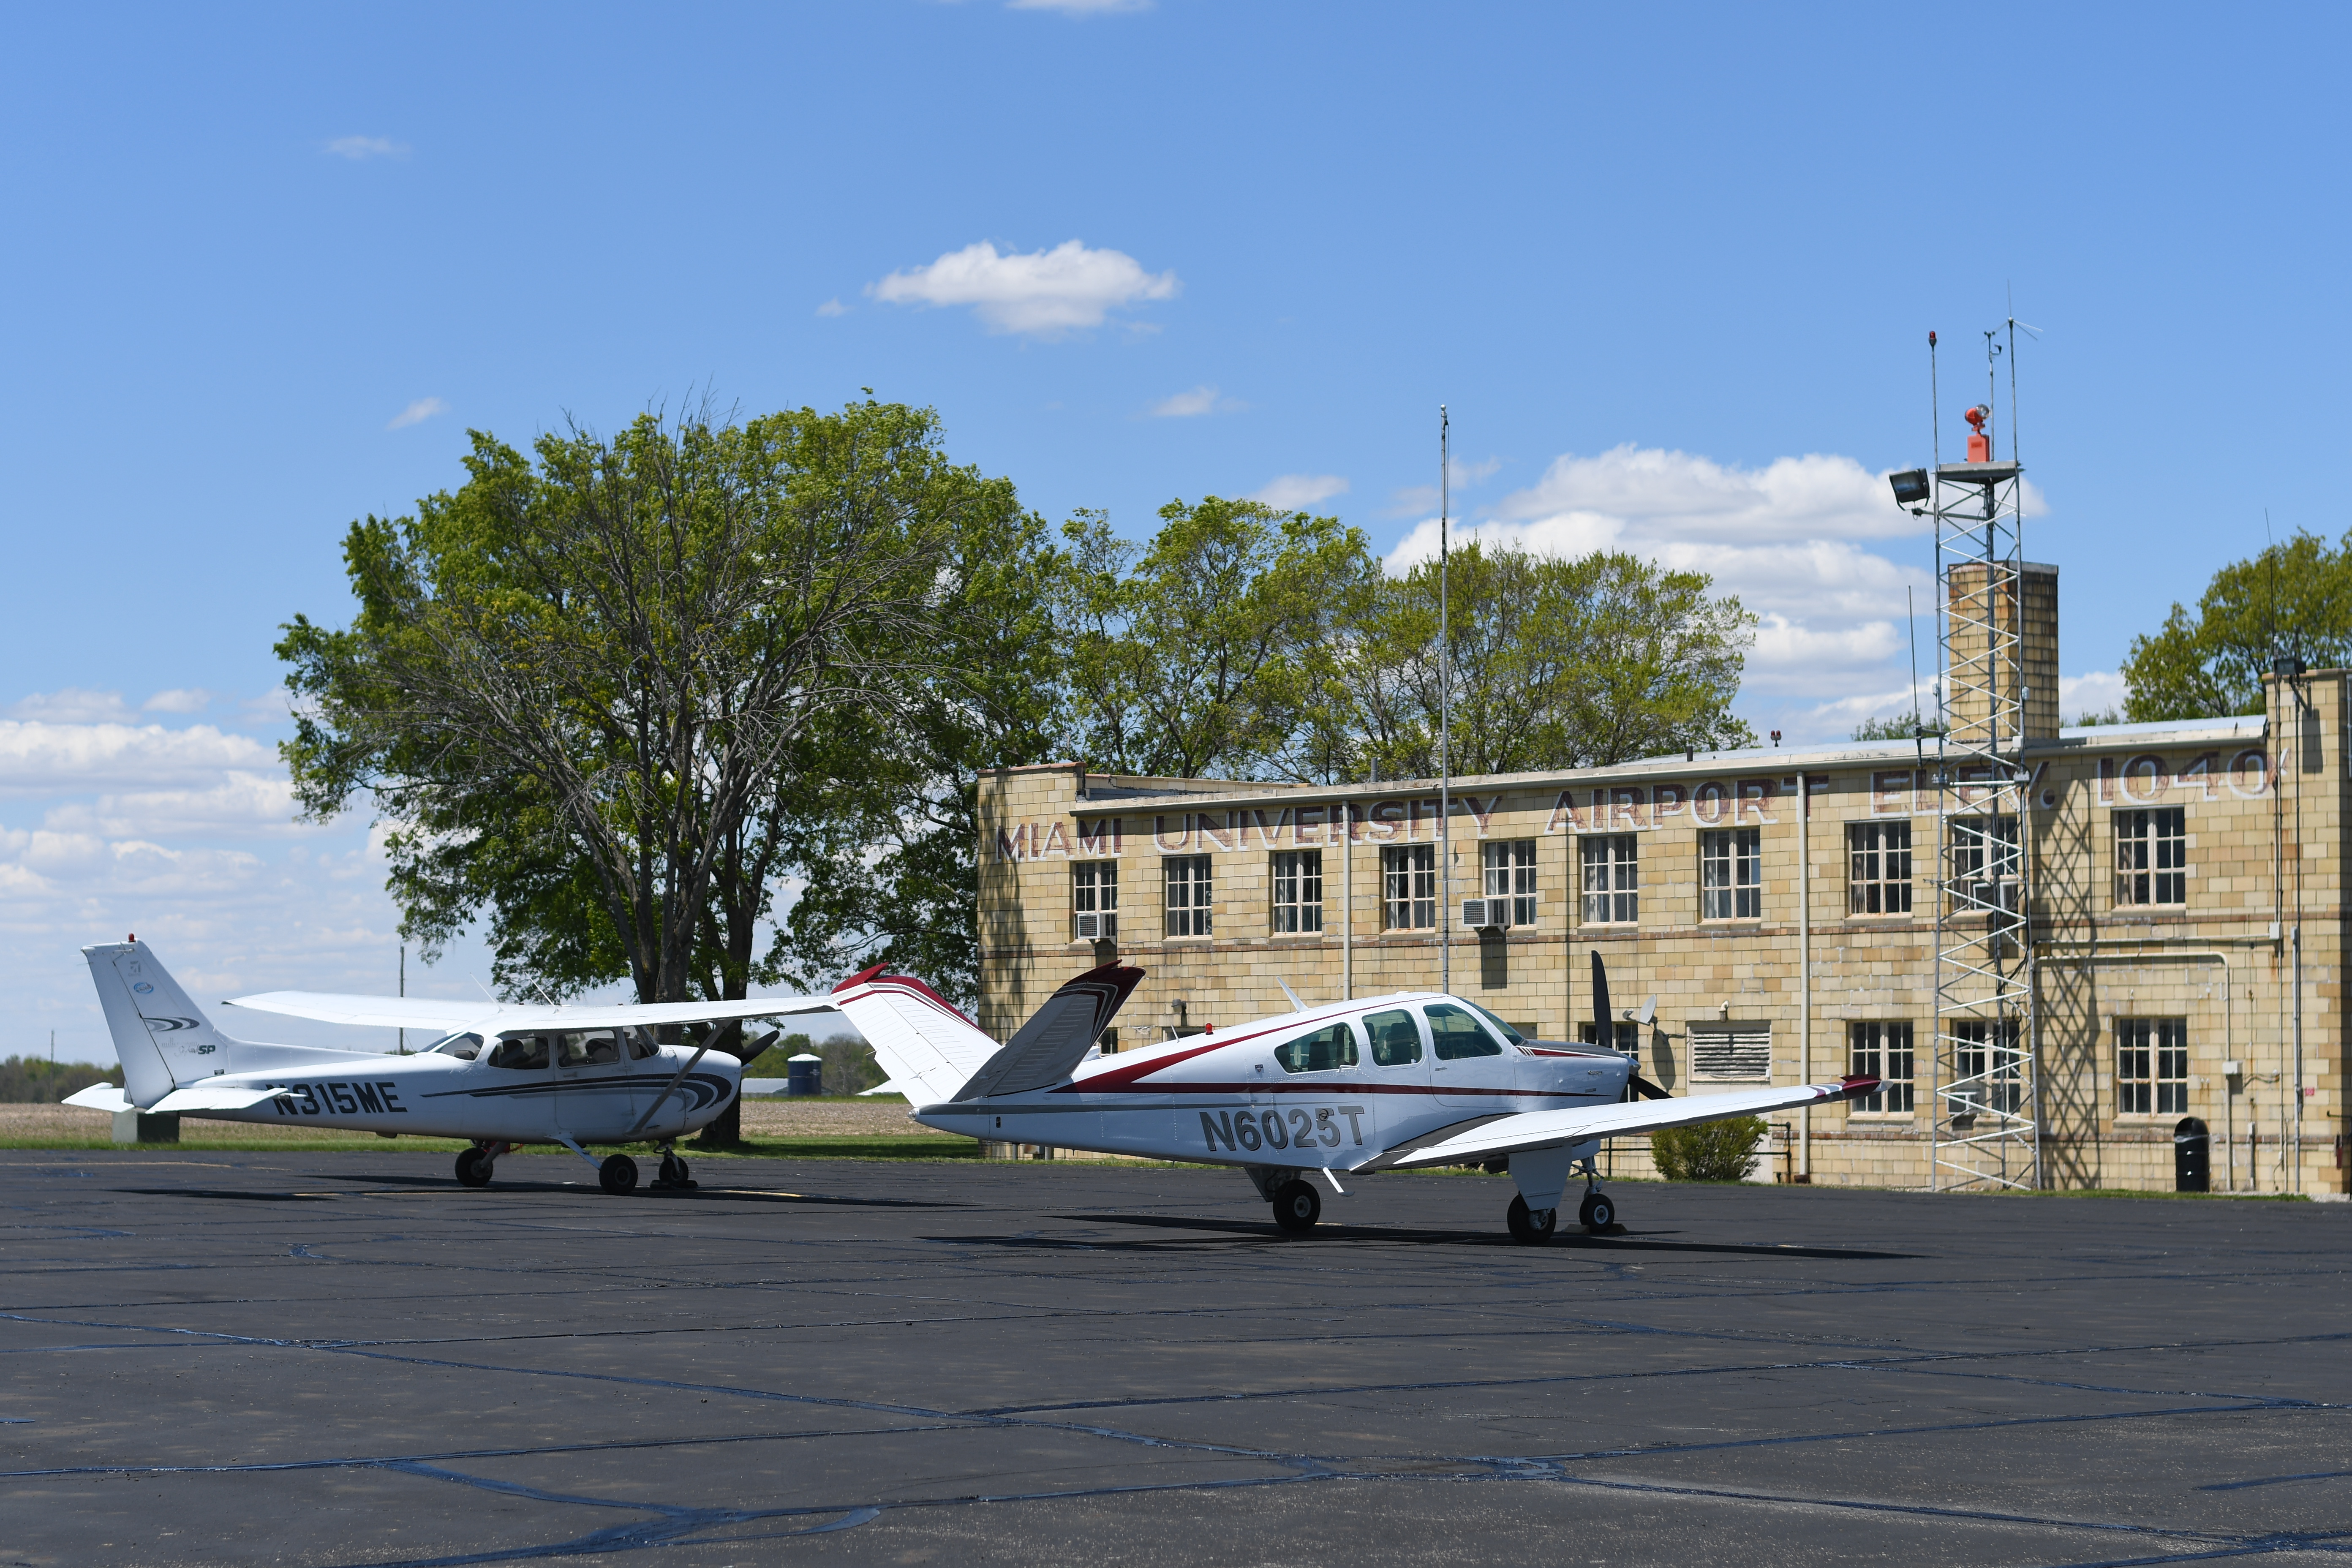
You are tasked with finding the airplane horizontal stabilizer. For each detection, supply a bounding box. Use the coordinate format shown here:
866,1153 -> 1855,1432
1371,1076 -> 1881,1172
148,1083 -> 289,1114
62,1083 -> 134,1113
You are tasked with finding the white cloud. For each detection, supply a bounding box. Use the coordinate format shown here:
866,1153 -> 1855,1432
1387,456 -> 1504,516
240,687 -> 298,727
1249,474 -> 1350,511
2061,670 -> 2129,720
143,688 -> 212,714
1382,444 -> 1976,731
1151,384 -> 1243,418
815,298 -> 849,318
0,720 -> 280,796
870,240 -> 1179,335
325,136 -> 408,160
45,772 -> 307,840
388,397 -> 448,430
10,688 -> 131,723
1008,0 -> 1151,11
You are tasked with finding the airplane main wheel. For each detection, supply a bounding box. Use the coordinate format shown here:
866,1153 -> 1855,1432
1578,1190 -> 1617,1231
1271,1179 -> 1321,1234
599,1154 -> 639,1196
1506,1193 -> 1556,1244
455,1148 -> 492,1188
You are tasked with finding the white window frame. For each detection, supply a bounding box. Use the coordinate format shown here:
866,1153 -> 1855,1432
1847,1021 -> 1915,1114
1072,860 -> 1118,940
2116,1017 -> 2188,1116
1580,834 -> 1637,925
1163,855 -> 1213,938
2115,807 -> 2187,907
1848,820 -> 1912,916
1699,827 -> 1762,920
1271,849 -> 1323,934
1482,839 -> 1537,927
1381,844 -> 1435,930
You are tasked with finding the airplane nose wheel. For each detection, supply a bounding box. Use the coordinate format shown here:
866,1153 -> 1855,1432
598,1154 -> 639,1195
1578,1188 -> 1617,1232
651,1147 -> 697,1191
454,1147 -> 493,1187
1271,1178 -> 1321,1234
1506,1193 -> 1557,1244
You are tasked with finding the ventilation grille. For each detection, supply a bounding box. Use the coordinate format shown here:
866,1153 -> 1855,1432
1688,1022 -> 1772,1081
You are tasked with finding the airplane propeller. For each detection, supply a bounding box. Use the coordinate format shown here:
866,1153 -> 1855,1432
1592,951 -> 1672,1101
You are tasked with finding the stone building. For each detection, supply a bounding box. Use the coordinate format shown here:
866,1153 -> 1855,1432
973,564 -> 2344,1195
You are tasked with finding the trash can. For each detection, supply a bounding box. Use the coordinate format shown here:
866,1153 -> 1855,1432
2174,1116 -> 2210,1193
786,1054 -> 823,1097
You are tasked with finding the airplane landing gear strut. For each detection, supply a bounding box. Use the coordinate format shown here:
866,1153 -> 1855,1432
455,1141 -> 510,1188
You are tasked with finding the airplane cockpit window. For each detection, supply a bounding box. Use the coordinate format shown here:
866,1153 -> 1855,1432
1274,1021 -> 1359,1073
1425,1003 -> 1504,1060
429,1032 -> 483,1060
486,1035 -> 550,1071
626,1031 -> 658,1062
557,1032 -> 622,1069
1363,1008 -> 1422,1067
1461,1001 -> 1526,1046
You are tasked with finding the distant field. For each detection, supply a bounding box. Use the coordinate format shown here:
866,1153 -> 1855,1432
0,1097 -> 972,1158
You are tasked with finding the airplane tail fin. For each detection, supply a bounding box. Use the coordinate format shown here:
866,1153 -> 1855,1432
828,968 -> 1003,1107
829,961 -> 1144,1106
951,962 -> 1141,1100
82,941 -> 238,1108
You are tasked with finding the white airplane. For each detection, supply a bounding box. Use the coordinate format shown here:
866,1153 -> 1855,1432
827,953 -> 1880,1241
63,939 -> 837,1193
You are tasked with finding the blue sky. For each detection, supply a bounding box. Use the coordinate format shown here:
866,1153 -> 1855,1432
3,2 -> 2345,1055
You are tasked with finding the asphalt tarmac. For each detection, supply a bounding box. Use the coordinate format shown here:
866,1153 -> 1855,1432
5,1151 -> 2348,1567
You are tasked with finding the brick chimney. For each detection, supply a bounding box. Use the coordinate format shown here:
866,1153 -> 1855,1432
1945,561 -> 2061,746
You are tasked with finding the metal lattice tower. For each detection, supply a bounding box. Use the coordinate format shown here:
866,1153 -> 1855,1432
1926,434 -> 2042,1191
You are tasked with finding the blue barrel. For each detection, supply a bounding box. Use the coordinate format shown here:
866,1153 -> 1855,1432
786,1054 -> 823,1097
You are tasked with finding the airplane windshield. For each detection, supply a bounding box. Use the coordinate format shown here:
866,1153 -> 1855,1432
1460,1002 -> 1526,1046
1424,1004 -> 1504,1060
427,1032 -> 483,1060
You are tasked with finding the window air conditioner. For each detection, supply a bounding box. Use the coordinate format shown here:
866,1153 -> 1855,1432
1462,898 -> 1503,930
1075,911 -> 1116,941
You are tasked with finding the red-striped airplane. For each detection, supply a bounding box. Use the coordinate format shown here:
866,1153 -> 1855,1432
831,955 -> 1877,1241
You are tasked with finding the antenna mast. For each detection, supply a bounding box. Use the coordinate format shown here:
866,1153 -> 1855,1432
1925,318 -> 2041,1193
1438,405 -> 1452,997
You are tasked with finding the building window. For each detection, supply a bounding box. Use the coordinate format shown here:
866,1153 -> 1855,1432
1848,821 -> 1912,915
1949,1018 -> 2023,1116
1847,1021 -> 1915,1113
1271,849 -> 1323,934
1580,835 -> 1637,924
1163,855 -> 1212,937
2115,808 -> 2187,906
1072,861 -> 1117,940
1482,839 -> 1537,926
2116,1018 -> 2188,1115
1382,844 -> 1435,929
1699,828 -> 1762,920
1952,815 -> 2020,916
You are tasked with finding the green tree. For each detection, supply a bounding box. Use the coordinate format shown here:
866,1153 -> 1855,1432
773,492 -> 1071,1008
278,401 -> 966,1011
1060,498 -> 1375,780
1344,544 -> 1755,779
2122,532 -> 2352,721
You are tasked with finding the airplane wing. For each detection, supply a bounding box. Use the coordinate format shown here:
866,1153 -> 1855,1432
223,993 -> 520,1030
224,991 -> 837,1033
950,962 -> 1143,1100
1369,1076 -> 1879,1171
